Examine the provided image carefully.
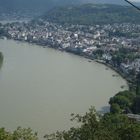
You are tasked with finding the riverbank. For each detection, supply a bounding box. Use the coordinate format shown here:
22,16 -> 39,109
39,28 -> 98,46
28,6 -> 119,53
32,39 -> 132,89
95,60 -> 133,89
1,38 -> 131,90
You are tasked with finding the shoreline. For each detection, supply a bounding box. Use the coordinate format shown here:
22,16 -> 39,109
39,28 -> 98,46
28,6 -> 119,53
94,60 -> 132,89
1,38 -> 131,89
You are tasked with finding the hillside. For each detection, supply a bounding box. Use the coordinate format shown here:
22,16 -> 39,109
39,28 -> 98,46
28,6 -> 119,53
0,0 -> 81,14
0,0 -> 139,19
0,0 -> 82,19
41,4 -> 140,25
0,0 -> 138,15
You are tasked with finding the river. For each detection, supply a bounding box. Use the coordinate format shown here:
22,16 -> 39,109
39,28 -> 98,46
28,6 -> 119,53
0,39 -> 128,138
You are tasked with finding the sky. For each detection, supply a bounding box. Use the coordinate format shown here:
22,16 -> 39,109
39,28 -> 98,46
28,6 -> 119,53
131,0 -> 140,1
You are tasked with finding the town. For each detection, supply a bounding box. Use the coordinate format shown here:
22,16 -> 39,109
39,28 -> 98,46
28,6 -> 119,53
0,20 -> 140,84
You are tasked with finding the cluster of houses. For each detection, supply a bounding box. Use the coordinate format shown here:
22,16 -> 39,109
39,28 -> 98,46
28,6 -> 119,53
121,59 -> 140,74
0,21 -> 140,76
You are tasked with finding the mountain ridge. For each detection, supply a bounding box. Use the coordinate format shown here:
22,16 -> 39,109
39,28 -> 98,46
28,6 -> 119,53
40,3 -> 140,25
0,0 -> 140,13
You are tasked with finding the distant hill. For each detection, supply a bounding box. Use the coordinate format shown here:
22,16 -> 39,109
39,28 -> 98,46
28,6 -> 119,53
0,0 -> 82,19
0,0 -> 140,20
0,0 -> 139,13
41,4 -> 140,25
0,0 -> 81,13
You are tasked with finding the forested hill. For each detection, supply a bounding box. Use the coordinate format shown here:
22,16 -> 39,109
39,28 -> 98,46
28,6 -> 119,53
41,4 -> 140,25
0,0 -> 81,13
0,0 -> 137,12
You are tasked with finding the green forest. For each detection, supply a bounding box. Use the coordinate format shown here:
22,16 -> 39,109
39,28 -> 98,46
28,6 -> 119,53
42,4 -> 140,25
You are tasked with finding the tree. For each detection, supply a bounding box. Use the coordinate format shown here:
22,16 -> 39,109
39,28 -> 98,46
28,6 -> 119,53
0,127 -> 38,140
109,95 -> 131,110
102,113 -> 129,131
115,91 -> 135,102
45,106 -> 140,140
117,122 -> 140,140
0,107 -> 140,140
132,96 -> 140,114
110,103 -> 121,114
12,127 -> 38,140
45,107 -> 115,140
136,72 -> 140,95
109,91 -> 135,113
102,113 -> 140,140
0,128 -> 12,140
112,55 -> 122,66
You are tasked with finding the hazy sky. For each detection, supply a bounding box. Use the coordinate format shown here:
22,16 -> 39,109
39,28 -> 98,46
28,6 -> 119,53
131,0 -> 140,1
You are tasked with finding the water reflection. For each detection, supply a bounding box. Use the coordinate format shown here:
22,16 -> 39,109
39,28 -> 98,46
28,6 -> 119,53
0,52 -> 3,69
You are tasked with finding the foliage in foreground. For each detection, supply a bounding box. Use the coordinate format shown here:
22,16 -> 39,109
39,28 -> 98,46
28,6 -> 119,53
45,107 -> 140,140
1,87 -> 140,140
109,73 -> 140,114
109,90 -> 136,114
0,127 -> 38,140
0,106 -> 140,140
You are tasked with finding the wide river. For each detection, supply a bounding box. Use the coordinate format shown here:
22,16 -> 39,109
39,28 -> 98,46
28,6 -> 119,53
0,39 -> 128,138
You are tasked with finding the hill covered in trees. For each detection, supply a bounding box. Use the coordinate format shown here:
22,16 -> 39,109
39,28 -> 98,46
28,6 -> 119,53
41,4 -> 140,25
0,0 -> 130,13
0,0 -> 82,19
